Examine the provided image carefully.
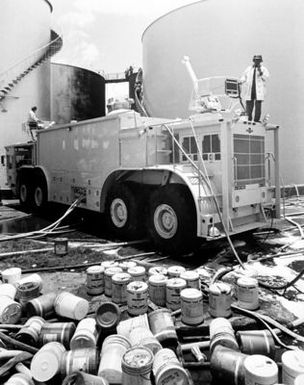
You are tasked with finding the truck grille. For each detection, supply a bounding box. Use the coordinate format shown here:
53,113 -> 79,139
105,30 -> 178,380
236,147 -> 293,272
233,134 -> 265,188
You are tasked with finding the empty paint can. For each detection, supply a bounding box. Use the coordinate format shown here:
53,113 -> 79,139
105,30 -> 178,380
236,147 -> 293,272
1,267 -> 22,286
95,302 -> 121,333
236,330 -> 275,358
127,281 -> 148,316
98,334 -> 131,384
122,346 -> 154,385
243,355 -> 278,385
40,322 -> 76,348
119,261 -> 137,271
101,260 -> 119,269
127,266 -> 146,282
54,237 -> 68,255
16,281 -> 41,306
117,313 -> 149,338
166,278 -> 187,311
237,277 -> 259,310
31,341 -> 66,382
148,309 -> 178,346
181,288 -> 204,325
167,265 -> 186,278
148,266 -> 168,277
70,317 -> 99,350
180,270 -> 200,289
15,316 -> 45,346
209,318 -> 239,353
148,274 -> 167,306
295,374 -> 304,385
153,348 -> 190,385
60,348 -> 100,377
54,292 -> 89,320
210,345 -> 247,385
0,283 -> 16,299
104,267 -> 123,297
282,350 -> 304,385
0,295 -> 22,324
62,371 -> 109,385
86,265 -> 104,295
25,292 -> 57,318
112,272 -> 131,304
209,282 -> 232,318
17,273 -> 43,291
129,326 -> 162,355
4,373 -> 34,385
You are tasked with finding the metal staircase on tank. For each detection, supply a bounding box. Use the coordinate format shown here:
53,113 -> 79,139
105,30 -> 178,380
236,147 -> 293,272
0,30 -> 63,102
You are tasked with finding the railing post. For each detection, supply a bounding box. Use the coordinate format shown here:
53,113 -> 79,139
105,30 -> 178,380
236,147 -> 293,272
266,124 -> 280,219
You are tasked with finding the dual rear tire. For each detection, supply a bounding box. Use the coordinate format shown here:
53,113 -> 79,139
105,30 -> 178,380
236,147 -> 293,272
19,176 -> 47,212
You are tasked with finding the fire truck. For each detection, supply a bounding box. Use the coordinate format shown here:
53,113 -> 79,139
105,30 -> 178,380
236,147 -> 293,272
5,59 -> 280,254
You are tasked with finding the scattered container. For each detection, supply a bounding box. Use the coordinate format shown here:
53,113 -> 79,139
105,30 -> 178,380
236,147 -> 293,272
282,350 -> 304,385
62,371 -> 109,385
98,334 -> 131,384
180,270 -> 200,289
148,266 -> 168,277
25,292 -> 57,318
0,283 -> 16,299
148,309 -> 178,346
4,373 -> 34,385
209,282 -> 232,318
54,237 -> 68,255
16,282 -> 41,306
104,267 -> 123,297
112,272 -> 131,304
15,316 -> 45,346
127,281 -> 148,316
86,265 -> 105,295
153,348 -> 190,385
0,295 -> 22,324
236,330 -> 275,358
209,318 -> 239,353
122,346 -> 154,385
119,261 -> 137,272
40,322 -> 76,349
236,277 -> 259,310
167,265 -> 186,278
17,273 -> 43,291
166,278 -> 187,311
210,345 -> 247,385
148,274 -> 167,306
60,348 -> 100,377
101,260 -> 119,269
70,317 -> 99,350
117,314 -> 149,338
1,267 -> 22,285
180,288 -> 204,325
31,341 -> 66,382
243,354 -> 278,385
129,326 -> 162,355
127,266 -> 146,282
54,292 -> 89,320
95,302 -> 121,333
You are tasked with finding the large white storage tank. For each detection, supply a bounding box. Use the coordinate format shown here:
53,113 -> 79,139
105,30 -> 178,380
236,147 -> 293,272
142,0 -> 304,185
0,0 -> 53,192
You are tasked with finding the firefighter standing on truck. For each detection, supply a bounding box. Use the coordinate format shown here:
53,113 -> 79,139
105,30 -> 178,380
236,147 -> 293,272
240,55 -> 270,122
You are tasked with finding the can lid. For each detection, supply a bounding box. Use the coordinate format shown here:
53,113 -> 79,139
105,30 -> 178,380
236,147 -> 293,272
73,298 -> 89,320
87,265 -> 104,274
237,277 -> 258,288
2,301 -> 22,324
295,374 -> 304,385
31,349 -> 61,382
244,355 -> 278,379
149,274 -> 167,284
167,266 -> 186,275
105,267 -> 123,276
95,301 -> 121,329
181,288 -> 202,300
122,346 -> 153,368
180,270 -> 199,280
281,350 -> 304,373
127,281 -> 148,292
127,266 -> 146,275
148,266 -> 168,276
209,282 -> 232,295
166,278 -> 187,288
112,272 -> 131,283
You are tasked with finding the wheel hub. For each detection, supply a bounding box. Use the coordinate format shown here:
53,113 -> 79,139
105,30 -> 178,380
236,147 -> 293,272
110,198 -> 128,228
34,187 -> 43,207
154,204 -> 178,239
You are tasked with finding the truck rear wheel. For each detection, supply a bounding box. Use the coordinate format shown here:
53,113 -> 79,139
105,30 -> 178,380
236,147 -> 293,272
147,185 -> 196,254
19,180 -> 32,208
105,183 -> 141,239
32,180 -> 47,212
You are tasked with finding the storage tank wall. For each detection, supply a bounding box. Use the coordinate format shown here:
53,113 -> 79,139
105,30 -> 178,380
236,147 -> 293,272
0,0 -> 52,191
142,0 -> 304,184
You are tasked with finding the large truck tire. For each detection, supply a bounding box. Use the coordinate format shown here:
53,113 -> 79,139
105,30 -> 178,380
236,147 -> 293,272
32,178 -> 48,212
18,178 -> 33,209
147,184 -> 196,254
105,183 -> 142,239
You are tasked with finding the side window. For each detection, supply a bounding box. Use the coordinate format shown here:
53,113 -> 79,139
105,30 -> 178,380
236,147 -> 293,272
202,134 -> 221,161
182,136 -> 198,161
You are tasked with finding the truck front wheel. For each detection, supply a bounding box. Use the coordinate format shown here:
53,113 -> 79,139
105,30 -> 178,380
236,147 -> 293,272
147,185 -> 196,254
19,181 -> 32,208
105,183 -> 141,239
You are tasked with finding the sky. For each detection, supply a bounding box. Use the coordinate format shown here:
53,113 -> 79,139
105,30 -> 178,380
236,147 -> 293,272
51,0 -> 197,75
